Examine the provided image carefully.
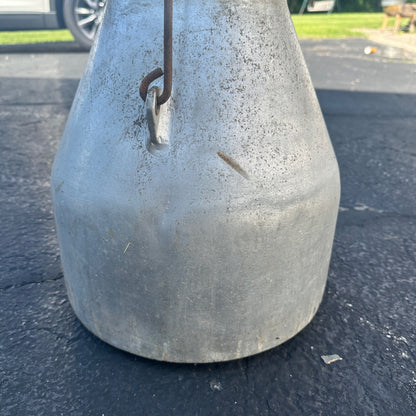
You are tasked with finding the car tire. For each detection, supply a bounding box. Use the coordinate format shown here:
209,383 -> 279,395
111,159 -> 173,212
63,0 -> 106,50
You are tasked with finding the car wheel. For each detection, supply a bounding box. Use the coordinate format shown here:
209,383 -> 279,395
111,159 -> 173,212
63,0 -> 107,50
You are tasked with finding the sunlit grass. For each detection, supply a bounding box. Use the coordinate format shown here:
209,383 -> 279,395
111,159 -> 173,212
0,13 -> 395,45
0,29 -> 73,45
291,12 -> 391,38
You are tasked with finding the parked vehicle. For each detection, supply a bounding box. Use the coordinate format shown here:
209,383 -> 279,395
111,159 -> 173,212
0,0 -> 107,49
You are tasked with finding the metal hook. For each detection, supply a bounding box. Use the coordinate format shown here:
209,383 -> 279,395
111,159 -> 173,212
139,0 -> 173,106
145,86 -> 169,150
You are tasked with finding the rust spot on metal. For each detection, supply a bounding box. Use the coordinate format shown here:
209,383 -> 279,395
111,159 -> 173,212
217,152 -> 249,179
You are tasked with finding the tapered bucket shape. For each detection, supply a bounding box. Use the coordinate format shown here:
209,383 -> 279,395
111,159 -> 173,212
51,0 -> 340,363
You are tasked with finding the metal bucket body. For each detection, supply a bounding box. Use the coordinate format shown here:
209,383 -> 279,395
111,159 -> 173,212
51,0 -> 340,363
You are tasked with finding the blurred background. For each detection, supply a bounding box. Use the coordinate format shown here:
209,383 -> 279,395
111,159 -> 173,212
1,0 -> 416,48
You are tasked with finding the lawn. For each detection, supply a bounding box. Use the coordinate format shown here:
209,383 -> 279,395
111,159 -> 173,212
0,13 -> 389,45
292,12 -> 388,38
0,29 -> 74,45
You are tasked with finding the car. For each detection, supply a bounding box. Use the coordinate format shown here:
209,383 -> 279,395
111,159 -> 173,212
0,0 -> 107,49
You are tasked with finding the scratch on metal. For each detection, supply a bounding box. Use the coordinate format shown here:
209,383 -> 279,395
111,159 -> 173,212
217,152 -> 249,179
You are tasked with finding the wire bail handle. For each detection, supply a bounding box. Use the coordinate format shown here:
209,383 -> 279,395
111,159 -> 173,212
139,0 -> 173,107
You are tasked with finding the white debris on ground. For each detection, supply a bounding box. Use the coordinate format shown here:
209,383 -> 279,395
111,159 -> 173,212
353,203 -> 384,213
321,354 -> 343,365
209,380 -> 223,391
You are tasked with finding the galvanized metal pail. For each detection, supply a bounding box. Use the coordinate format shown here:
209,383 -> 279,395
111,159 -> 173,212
51,0 -> 340,363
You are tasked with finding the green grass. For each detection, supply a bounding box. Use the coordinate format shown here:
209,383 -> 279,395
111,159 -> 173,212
291,12 -> 389,38
0,13 -> 392,45
0,29 -> 73,45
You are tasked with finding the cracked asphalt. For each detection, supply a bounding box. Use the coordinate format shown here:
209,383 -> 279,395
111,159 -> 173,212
1,39 -> 415,415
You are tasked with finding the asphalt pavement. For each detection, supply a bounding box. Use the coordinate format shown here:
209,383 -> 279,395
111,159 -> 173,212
0,38 -> 415,415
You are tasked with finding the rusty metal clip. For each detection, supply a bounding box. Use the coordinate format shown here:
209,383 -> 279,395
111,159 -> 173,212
139,0 -> 173,106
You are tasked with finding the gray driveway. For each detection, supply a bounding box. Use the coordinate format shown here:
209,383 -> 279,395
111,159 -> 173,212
1,39 -> 415,415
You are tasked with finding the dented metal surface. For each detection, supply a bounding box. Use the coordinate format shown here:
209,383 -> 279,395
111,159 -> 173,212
51,0 -> 340,363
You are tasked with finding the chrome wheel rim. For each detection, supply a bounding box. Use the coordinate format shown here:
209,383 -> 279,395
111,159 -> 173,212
74,0 -> 107,41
